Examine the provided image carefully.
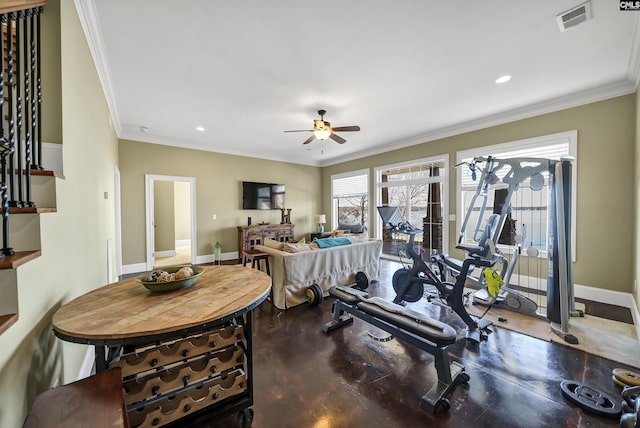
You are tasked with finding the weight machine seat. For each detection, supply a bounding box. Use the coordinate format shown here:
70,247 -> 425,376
328,286 -> 457,347
457,214 -> 500,259
357,297 -> 457,347
455,242 -> 485,257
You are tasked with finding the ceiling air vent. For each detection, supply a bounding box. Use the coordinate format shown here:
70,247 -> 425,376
557,1 -> 592,32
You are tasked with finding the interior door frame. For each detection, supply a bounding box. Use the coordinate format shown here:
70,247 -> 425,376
145,174 -> 197,271
114,166 -> 122,279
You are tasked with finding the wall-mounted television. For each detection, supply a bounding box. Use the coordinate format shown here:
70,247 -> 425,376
242,181 -> 286,210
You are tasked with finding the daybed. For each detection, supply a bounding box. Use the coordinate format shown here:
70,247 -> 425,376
255,237 -> 383,310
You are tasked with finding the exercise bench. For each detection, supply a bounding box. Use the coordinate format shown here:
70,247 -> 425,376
322,285 -> 468,414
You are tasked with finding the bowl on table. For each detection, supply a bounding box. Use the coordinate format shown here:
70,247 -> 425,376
137,265 -> 204,292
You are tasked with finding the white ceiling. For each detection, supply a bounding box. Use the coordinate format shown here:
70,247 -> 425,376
77,0 -> 639,167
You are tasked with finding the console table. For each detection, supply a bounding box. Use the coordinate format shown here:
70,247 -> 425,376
51,265 -> 271,428
237,223 -> 294,259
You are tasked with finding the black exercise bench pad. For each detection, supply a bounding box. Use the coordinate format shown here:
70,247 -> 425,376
357,297 -> 457,346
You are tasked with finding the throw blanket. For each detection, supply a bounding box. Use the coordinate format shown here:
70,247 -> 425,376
315,237 -> 351,248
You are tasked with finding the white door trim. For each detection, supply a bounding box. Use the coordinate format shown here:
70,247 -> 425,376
114,166 -> 122,278
145,174 -> 197,271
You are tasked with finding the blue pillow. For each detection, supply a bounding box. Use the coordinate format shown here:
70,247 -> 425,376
315,237 -> 352,248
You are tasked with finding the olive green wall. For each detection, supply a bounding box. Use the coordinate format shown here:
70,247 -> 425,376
323,95 -> 636,294
119,140 -> 322,265
154,180 -> 175,252
41,0 -> 62,144
0,2 -> 119,427
175,181 -> 191,240
635,88 -> 640,311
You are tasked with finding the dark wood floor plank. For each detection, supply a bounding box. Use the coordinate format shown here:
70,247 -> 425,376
181,259 -> 632,427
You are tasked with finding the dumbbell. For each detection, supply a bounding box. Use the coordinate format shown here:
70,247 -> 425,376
306,271 -> 370,307
620,386 -> 640,428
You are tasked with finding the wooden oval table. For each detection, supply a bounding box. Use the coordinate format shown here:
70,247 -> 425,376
52,265 -> 271,428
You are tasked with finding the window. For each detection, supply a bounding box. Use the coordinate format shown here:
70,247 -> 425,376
374,155 -> 449,256
331,169 -> 369,231
456,130 -> 577,258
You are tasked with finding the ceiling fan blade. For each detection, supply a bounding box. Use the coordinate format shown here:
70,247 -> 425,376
330,133 -> 346,144
284,130 -> 313,133
302,135 -> 316,145
331,126 -> 360,132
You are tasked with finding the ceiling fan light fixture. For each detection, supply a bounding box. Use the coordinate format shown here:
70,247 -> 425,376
314,128 -> 332,140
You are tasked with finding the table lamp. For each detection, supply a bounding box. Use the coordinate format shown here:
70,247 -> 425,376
316,214 -> 326,233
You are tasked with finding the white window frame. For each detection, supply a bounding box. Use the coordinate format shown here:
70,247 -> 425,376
456,130 -> 577,260
330,168 -> 370,231
374,154 -> 450,252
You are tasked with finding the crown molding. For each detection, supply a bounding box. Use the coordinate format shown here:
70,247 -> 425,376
628,12 -> 640,89
319,79 -> 636,167
73,0 -> 121,135
119,128 -> 322,167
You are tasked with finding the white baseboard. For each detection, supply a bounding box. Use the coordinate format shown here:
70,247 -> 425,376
122,262 -> 147,275
507,273 -> 640,340
124,252 -> 240,275
155,250 -> 176,258
573,283 -> 634,308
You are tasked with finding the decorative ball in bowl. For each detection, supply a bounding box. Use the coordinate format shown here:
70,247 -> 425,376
137,265 -> 204,292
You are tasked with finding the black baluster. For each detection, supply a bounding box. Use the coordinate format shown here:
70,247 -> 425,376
0,15 -> 6,185
29,8 -> 38,171
0,13 -> 13,256
34,7 -> 41,170
14,11 -> 23,207
23,9 -> 33,207
7,12 -> 16,208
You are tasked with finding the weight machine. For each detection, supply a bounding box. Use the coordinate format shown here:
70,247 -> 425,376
454,155 -> 580,343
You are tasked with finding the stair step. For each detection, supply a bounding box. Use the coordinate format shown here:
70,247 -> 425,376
8,207 -> 56,214
0,250 -> 40,269
0,313 -> 18,335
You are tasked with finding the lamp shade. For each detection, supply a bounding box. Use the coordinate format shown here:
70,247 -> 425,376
316,214 -> 326,224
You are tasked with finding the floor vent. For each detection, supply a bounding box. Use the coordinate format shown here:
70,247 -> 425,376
557,1 -> 592,32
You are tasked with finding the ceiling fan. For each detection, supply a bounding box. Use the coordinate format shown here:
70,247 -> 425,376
284,109 -> 360,145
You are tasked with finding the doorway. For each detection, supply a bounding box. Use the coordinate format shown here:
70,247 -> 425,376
145,175 -> 197,271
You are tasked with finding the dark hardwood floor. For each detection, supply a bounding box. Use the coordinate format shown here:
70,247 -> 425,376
181,259 -> 635,428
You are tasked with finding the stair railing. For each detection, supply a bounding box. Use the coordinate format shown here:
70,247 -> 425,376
0,3 -> 46,257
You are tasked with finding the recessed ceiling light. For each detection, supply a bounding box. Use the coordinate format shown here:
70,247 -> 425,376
196,126 -> 205,132
495,75 -> 512,84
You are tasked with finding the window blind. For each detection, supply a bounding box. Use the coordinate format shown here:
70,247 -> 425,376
332,174 -> 368,198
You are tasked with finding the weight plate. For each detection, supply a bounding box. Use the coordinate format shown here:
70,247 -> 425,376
530,173 -> 545,191
613,368 -> 640,387
560,380 -> 621,418
526,245 -> 540,257
306,284 -> 324,307
354,271 -> 370,290
613,374 -> 629,388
